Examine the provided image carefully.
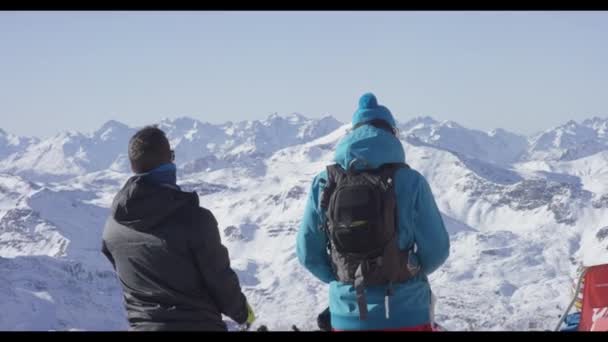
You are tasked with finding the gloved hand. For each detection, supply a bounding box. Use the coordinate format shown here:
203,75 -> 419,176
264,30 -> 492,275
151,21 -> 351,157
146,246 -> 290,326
317,307 -> 331,331
239,301 -> 256,330
246,301 -> 256,326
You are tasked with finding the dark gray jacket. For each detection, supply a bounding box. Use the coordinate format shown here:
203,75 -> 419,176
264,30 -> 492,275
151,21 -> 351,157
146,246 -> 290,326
102,176 -> 248,331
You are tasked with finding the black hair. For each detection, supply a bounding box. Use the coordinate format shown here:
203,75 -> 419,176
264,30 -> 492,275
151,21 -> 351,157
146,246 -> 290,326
353,119 -> 398,136
128,126 -> 172,173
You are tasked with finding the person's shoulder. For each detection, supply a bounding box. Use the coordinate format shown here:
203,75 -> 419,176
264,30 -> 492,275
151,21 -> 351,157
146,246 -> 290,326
101,215 -> 120,242
394,164 -> 429,191
178,202 -> 217,228
176,204 -> 220,248
394,163 -> 423,179
169,190 -> 217,228
196,206 -> 218,227
314,168 -> 329,184
303,166 -> 330,192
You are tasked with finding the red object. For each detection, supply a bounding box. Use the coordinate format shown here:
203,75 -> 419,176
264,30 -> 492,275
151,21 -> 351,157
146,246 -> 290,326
579,264 -> 608,332
333,323 -> 436,332
592,317 -> 608,332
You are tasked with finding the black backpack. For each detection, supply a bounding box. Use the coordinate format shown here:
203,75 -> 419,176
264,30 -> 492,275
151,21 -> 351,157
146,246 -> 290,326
319,162 -> 419,320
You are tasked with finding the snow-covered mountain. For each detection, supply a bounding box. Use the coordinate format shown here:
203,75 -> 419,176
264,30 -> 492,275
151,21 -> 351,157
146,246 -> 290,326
525,117 -> 608,162
0,129 -> 38,161
173,113 -> 342,174
0,114 -> 341,181
0,114 -> 607,331
399,116 -> 608,165
399,116 -> 529,166
0,122 -> 135,181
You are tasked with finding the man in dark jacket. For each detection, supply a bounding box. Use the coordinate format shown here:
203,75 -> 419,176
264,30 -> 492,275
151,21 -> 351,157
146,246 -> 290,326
102,126 -> 255,331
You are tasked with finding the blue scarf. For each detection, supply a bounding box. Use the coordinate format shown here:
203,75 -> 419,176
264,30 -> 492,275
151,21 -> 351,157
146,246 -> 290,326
138,163 -> 177,186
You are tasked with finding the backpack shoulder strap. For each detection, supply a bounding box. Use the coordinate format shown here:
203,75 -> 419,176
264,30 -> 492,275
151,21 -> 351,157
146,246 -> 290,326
372,162 -> 409,187
319,165 -> 344,260
320,164 -> 344,210
326,163 -> 346,182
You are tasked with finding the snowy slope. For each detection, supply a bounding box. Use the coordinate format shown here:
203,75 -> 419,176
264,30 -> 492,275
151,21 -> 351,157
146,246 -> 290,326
0,172 -> 126,331
515,150 -> 608,195
0,114 -> 607,331
177,125 -> 605,331
0,255 -> 125,331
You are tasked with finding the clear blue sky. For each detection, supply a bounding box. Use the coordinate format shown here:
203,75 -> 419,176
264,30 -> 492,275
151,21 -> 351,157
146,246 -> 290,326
1,11 -> 608,138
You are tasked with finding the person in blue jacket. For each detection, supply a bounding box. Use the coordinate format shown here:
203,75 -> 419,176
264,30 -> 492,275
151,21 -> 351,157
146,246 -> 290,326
296,93 -> 450,331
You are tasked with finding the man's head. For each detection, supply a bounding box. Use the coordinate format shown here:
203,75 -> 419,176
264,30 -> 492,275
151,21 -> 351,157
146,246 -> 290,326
351,93 -> 397,135
128,126 -> 173,174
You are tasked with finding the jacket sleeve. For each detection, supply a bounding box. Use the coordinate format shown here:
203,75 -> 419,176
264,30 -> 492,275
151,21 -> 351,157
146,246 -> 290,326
412,174 -> 450,275
296,173 -> 336,284
101,239 -> 116,270
189,208 -> 248,324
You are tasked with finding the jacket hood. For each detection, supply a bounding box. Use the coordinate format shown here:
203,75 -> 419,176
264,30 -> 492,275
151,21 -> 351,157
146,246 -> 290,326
333,124 -> 406,171
111,176 -> 198,231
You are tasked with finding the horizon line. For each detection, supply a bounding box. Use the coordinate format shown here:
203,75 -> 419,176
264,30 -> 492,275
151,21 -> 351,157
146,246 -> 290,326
3,112 -> 608,140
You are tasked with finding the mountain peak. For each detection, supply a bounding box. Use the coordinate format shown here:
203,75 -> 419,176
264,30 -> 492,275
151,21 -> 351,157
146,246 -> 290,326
402,116 -> 438,126
287,112 -> 307,122
158,116 -> 199,126
56,130 -> 84,140
399,116 -> 439,132
95,120 -> 130,134
262,112 -> 313,126
438,120 -> 464,130
94,120 -> 133,142
99,120 -> 128,130
317,115 -> 342,124
264,112 -> 290,123
157,117 -> 204,133
582,116 -> 608,129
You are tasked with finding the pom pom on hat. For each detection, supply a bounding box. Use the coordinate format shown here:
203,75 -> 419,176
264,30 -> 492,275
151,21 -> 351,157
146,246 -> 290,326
352,92 -> 396,128
358,93 -> 378,109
